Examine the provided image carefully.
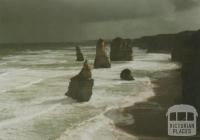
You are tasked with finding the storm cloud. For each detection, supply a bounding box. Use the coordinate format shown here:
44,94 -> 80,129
0,0 -> 200,43
170,0 -> 199,11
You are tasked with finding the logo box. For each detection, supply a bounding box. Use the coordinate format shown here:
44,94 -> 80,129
166,104 -> 198,136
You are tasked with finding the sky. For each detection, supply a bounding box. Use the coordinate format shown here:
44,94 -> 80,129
0,0 -> 200,43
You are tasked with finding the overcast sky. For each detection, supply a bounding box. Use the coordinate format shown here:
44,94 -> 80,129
0,0 -> 200,43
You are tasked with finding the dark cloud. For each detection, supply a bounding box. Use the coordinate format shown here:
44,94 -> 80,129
0,0 -> 80,23
0,0 -> 174,23
170,0 -> 199,11
0,0 -> 200,43
77,0 -> 173,22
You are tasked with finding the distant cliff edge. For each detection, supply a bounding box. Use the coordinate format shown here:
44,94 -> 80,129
133,29 -> 200,111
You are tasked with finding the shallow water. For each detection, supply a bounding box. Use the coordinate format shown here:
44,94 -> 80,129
0,46 -> 179,140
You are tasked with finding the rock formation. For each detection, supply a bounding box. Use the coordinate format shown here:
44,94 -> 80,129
76,46 -> 84,61
110,37 -> 133,61
132,31 -> 194,54
180,31 -> 200,111
167,30 -> 200,111
94,39 -> 111,68
132,29 -> 200,111
65,60 -> 94,102
120,69 -> 134,81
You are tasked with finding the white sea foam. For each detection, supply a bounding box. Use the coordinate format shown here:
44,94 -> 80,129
0,72 -> 9,77
58,75 -> 155,140
0,62 -> 7,65
0,104 -> 60,128
57,109 -> 138,140
0,46 -> 179,140
15,79 -> 43,89
0,78 -> 44,93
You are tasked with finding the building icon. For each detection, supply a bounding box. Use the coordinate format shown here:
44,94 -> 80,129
166,104 -> 198,136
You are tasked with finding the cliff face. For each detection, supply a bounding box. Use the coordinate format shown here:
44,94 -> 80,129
110,37 -> 133,61
170,31 -> 195,62
180,31 -> 200,110
133,29 -> 200,111
133,34 -> 175,53
132,31 -> 195,54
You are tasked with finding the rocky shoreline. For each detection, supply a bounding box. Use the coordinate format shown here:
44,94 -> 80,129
115,69 -> 200,140
132,29 -> 200,112
114,29 -> 200,140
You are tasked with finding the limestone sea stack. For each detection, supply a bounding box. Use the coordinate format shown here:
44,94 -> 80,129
76,46 -> 84,61
94,39 -> 111,68
110,37 -> 133,61
65,60 -> 94,102
120,69 -> 134,80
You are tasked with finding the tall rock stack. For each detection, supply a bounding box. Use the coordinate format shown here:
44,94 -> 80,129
94,39 -> 111,68
65,60 -> 94,102
110,37 -> 133,61
76,46 -> 84,61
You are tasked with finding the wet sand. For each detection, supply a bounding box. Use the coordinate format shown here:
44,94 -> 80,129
116,69 -> 200,140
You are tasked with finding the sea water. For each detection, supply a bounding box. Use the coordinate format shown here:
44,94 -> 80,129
0,46 -> 179,140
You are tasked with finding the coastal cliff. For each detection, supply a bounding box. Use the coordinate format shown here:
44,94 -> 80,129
133,29 -> 200,111
132,31 -> 195,54
116,30 -> 200,139
179,30 -> 200,111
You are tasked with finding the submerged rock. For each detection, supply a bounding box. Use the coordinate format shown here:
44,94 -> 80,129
65,60 -> 94,102
76,46 -> 84,61
110,37 -> 133,61
120,69 -> 134,81
94,39 -> 111,68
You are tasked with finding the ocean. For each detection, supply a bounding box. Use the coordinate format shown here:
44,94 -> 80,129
0,45 -> 179,140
